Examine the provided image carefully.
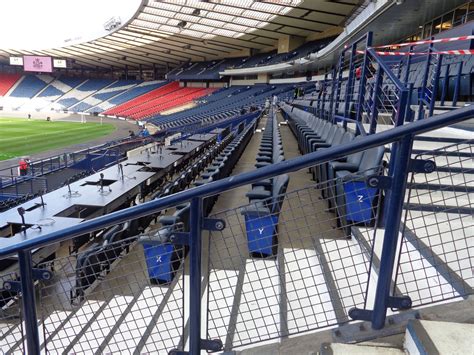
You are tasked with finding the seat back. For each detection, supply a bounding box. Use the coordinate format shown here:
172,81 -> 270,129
358,146 -> 385,176
328,127 -> 345,145
271,174 -> 290,214
347,136 -> 365,165
340,131 -> 355,145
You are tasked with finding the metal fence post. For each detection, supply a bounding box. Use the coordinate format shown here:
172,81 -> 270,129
189,197 -> 203,354
417,40 -> 434,120
333,54 -> 344,119
369,67 -> 383,134
452,62 -> 462,107
343,44 -> 357,128
329,68 -> 337,123
440,63 -> 450,106
354,32 -> 373,135
406,83 -> 415,122
428,54 -> 443,117
371,135 -> 413,329
403,45 -> 413,86
18,250 -> 41,354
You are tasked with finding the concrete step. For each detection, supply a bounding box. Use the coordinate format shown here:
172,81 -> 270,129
40,300 -> 105,353
404,189 -> 472,210
232,259 -> 281,346
102,285 -> 169,353
0,320 -> 25,352
140,275 -> 187,353
67,295 -> 134,354
320,342 -> 405,354
404,319 -> 474,355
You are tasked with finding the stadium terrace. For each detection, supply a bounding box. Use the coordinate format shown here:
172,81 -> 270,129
0,1 -> 472,354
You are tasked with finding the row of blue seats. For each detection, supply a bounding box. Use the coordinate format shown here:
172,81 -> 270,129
242,107 -> 289,257
138,134 -> 232,230
257,37 -> 335,68
148,85 -> 263,126
140,131 -> 240,284
92,80 -> 142,102
0,193 -> 37,212
103,81 -> 168,111
56,79 -> 116,108
149,84 -> 295,130
194,120 -> 256,215
282,103 -> 385,235
72,135 -> 222,297
73,220 -> 140,302
141,120 -> 257,284
38,77 -> 86,98
9,75 -> 50,98
70,80 -> 145,113
167,37 -> 335,81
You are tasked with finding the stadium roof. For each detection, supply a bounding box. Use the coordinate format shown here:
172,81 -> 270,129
0,0 -> 362,71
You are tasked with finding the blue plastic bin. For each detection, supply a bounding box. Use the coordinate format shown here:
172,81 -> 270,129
343,181 -> 377,224
244,214 -> 278,256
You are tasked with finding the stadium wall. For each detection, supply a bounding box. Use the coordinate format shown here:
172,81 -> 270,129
231,73 -> 269,85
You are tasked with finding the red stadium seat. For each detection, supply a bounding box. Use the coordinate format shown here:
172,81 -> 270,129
0,73 -> 22,96
104,82 -> 216,120
103,81 -> 180,116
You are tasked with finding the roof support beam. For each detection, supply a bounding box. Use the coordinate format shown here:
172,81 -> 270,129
139,10 -> 281,42
118,28 -> 228,57
134,14 -> 275,46
95,36 -> 184,64
149,1 -> 331,30
71,42 -> 166,68
257,0 -> 349,18
126,24 -> 254,51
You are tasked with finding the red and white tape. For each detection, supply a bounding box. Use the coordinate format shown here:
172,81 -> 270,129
373,35 -> 474,49
356,49 -> 474,56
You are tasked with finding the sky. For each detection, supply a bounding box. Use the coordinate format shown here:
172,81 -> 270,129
0,0 -> 141,50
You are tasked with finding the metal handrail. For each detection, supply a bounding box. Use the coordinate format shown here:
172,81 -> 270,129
1,104 -> 472,258
367,48 -> 407,91
0,134 -> 151,177
0,174 -> 48,192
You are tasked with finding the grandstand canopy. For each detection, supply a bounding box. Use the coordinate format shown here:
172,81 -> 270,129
0,0 -> 361,70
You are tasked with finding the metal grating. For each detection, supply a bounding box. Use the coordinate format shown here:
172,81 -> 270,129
206,179 -> 382,349
0,234 -> 186,354
394,139 -> 474,306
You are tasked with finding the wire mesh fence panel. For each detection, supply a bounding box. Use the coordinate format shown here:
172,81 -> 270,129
394,139 -> 474,307
22,230 -> 187,355
0,272 -> 25,354
357,55 -> 406,132
206,176 -> 383,349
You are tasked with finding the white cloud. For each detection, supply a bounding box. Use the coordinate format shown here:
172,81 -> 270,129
0,0 -> 141,50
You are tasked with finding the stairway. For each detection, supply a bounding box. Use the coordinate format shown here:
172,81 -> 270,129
0,114 -> 471,354
321,319 -> 474,354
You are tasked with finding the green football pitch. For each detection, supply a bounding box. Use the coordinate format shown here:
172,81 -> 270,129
0,118 -> 115,161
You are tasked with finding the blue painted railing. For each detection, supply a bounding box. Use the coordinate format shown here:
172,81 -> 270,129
3,104 -> 473,354
0,134 -> 152,179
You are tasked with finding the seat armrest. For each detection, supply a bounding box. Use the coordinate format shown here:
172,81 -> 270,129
240,205 -> 271,217
330,162 -> 359,172
255,162 -> 271,168
245,189 -> 271,200
159,215 -> 180,226
252,179 -> 272,188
